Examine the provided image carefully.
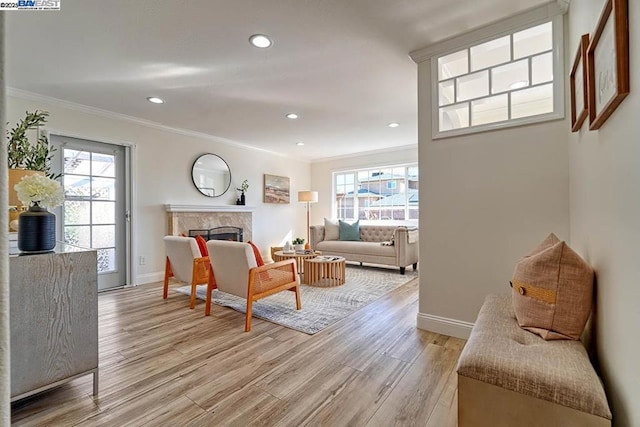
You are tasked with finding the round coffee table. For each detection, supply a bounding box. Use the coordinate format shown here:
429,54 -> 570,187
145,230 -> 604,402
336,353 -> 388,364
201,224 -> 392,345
303,256 -> 346,287
273,250 -> 321,275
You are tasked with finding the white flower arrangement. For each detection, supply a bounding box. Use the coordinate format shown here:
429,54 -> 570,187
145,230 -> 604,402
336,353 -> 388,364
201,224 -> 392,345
14,174 -> 64,209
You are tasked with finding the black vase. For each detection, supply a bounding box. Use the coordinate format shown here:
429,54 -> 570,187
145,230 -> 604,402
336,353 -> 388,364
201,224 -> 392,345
18,204 -> 56,253
240,192 -> 246,205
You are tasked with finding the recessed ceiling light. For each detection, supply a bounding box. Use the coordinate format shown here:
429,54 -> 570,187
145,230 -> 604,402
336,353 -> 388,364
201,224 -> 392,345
296,142 -> 305,146
286,113 -> 299,119
509,80 -> 529,90
147,97 -> 164,104
388,122 -> 399,128
249,34 -> 272,48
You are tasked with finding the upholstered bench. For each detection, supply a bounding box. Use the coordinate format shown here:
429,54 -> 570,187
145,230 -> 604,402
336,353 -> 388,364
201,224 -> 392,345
457,294 -> 612,427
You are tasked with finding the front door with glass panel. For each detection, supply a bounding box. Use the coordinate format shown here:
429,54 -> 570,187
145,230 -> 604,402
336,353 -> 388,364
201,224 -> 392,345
51,135 -> 128,291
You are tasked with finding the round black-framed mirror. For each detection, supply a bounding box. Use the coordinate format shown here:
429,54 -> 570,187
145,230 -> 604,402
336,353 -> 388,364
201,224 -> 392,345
191,153 -> 232,197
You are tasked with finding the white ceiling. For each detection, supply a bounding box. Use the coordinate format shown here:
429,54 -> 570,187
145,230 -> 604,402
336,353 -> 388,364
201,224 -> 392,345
6,0 -> 551,161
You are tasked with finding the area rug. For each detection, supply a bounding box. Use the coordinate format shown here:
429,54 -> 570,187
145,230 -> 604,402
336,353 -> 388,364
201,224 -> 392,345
175,265 -> 417,334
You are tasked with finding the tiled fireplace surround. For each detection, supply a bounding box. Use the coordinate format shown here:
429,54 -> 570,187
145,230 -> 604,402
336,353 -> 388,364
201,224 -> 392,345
166,205 -> 254,242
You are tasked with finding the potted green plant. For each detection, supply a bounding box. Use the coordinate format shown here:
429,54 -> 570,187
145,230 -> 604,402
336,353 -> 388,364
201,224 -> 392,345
7,110 -> 59,208
292,237 -> 305,251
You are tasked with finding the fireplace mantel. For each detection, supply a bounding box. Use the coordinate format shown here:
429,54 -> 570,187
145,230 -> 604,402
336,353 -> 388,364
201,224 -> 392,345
166,204 -> 253,241
165,204 -> 256,213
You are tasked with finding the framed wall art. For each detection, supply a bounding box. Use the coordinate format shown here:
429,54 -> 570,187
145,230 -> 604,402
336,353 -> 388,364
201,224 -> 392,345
587,0 -> 630,130
570,34 -> 589,132
264,174 -> 290,204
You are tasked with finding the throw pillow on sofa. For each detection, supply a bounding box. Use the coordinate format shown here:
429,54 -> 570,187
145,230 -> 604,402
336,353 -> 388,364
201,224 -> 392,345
324,218 -> 340,240
339,219 -> 360,241
511,233 -> 594,340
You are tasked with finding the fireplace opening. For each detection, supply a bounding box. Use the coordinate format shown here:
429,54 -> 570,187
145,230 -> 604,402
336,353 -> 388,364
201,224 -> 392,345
189,226 -> 243,242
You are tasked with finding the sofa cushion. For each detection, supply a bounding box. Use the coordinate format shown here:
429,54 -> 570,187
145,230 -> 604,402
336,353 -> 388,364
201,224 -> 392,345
512,234 -> 594,340
339,219 -> 360,241
316,240 -> 395,258
324,218 -> 339,240
359,225 -> 396,242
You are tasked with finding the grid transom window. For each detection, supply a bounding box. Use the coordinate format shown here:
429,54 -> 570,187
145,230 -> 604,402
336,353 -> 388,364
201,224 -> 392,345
434,20 -> 562,137
334,165 -> 418,221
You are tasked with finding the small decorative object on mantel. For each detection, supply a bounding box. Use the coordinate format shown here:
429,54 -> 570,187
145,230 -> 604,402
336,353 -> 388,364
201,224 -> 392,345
14,174 -> 64,253
236,179 -> 249,205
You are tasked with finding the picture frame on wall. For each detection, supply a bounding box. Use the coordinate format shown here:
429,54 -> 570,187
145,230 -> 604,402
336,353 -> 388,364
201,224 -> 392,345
264,174 -> 290,204
587,0 -> 630,130
570,34 -> 589,132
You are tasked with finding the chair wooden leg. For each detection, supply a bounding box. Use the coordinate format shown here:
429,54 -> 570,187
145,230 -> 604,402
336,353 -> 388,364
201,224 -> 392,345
189,281 -> 197,309
294,285 -> 302,310
189,262 -> 201,309
163,257 -> 171,299
205,265 -> 215,316
245,298 -> 253,332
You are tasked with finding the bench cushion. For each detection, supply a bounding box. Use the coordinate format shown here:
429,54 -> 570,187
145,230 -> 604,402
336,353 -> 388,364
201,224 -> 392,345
457,294 -> 611,419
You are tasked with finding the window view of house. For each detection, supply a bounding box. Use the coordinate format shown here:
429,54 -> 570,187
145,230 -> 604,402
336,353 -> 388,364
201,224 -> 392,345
334,165 -> 418,221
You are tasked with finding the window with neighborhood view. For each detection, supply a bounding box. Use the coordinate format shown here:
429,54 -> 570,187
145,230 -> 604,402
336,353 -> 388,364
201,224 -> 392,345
334,165 -> 418,221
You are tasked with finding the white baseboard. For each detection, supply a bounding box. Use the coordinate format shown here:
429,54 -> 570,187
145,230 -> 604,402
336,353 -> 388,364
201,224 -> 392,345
136,271 -> 164,285
417,312 -> 474,339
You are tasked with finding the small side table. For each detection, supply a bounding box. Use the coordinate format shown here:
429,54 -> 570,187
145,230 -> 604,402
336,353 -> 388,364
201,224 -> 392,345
303,256 -> 346,287
273,250 -> 321,275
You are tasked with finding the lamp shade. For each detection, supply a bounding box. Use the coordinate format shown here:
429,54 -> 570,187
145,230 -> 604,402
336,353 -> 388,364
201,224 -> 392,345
298,190 -> 318,203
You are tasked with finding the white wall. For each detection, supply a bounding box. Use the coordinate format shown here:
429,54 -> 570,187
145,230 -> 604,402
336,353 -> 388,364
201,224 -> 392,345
310,146 -> 418,225
7,94 -> 311,284
414,50 -> 570,336
0,14 -> 11,424
568,1 -> 640,425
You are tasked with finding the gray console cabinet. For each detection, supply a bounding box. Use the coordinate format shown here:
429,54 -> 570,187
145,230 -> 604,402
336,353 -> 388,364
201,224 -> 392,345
9,244 -> 98,401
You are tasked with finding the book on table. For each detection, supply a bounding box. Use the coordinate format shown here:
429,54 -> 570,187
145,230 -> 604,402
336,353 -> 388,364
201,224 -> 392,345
314,255 -> 341,261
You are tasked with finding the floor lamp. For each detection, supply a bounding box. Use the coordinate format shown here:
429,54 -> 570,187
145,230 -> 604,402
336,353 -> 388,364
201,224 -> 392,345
298,191 -> 318,250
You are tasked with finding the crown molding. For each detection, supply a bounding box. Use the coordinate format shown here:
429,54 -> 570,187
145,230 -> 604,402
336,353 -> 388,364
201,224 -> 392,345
556,0 -> 570,13
310,143 -> 417,164
7,87 -> 294,160
409,1 -> 566,63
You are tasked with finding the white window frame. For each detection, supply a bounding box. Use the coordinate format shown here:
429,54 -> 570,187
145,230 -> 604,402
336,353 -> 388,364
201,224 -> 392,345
430,14 -> 564,139
331,163 -> 418,224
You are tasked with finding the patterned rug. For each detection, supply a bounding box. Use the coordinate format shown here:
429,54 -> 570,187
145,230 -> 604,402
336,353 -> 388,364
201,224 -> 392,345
175,265 -> 417,334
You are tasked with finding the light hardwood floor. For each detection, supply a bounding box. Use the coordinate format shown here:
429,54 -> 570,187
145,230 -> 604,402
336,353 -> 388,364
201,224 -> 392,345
11,275 -> 464,426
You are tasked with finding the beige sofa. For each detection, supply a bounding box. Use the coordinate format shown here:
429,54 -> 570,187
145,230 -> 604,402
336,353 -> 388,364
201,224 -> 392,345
457,295 -> 611,427
309,224 -> 418,274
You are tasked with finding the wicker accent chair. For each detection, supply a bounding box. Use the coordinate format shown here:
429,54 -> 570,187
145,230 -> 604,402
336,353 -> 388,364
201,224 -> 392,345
163,236 -> 209,309
205,240 -> 301,331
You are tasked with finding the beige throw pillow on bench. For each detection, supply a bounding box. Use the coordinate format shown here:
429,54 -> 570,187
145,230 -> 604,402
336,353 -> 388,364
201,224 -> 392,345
511,233 -> 594,340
